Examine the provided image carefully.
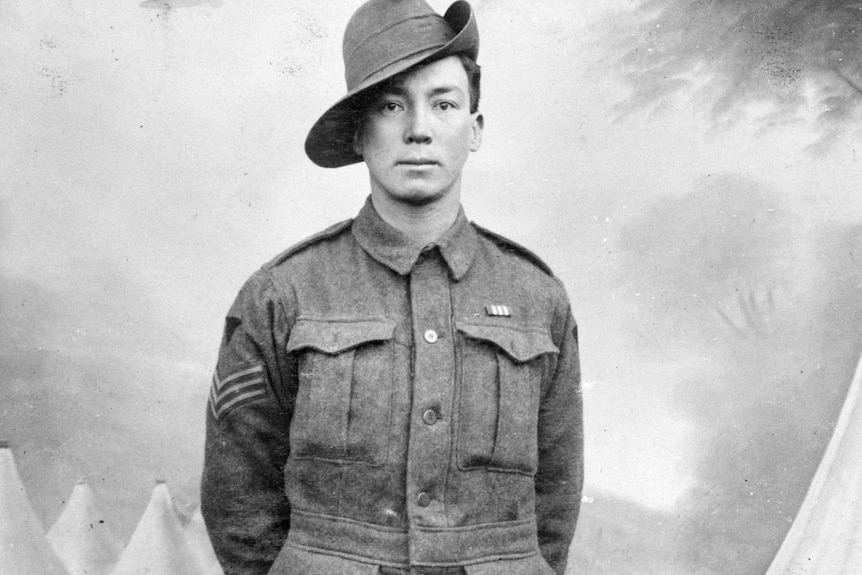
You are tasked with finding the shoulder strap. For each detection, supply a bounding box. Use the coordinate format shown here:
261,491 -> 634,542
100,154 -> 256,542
472,222 -> 555,277
265,219 -> 354,268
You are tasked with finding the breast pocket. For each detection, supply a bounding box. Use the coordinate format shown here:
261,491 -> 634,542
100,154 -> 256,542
456,322 -> 559,475
287,318 -> 397,466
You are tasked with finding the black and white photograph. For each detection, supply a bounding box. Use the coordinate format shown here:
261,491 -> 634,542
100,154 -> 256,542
1,1 -> 861,574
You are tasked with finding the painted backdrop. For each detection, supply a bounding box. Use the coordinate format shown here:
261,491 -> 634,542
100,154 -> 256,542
2,1 -> 861,573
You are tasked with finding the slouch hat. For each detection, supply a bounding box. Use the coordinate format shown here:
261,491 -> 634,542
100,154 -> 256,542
305,0 -> 478,168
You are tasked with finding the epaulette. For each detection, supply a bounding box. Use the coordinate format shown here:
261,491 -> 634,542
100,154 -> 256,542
265,218 -> 354,268
472,222 -> 555,278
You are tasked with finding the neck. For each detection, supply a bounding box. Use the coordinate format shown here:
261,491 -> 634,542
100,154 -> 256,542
370,190 -> 461,246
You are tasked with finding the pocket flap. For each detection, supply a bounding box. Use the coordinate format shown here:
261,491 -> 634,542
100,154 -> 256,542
457,323 -> 558,363
287,319 -> 397,354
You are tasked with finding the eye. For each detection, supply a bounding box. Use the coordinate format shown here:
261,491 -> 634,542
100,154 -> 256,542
436,101 -> 458,111
380,101 -> 404,115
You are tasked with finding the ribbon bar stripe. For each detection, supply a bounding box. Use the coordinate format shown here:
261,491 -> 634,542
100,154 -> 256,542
485,304 -> 511,317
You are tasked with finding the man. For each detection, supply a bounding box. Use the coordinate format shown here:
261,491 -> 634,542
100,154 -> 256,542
201,1 -> 583,574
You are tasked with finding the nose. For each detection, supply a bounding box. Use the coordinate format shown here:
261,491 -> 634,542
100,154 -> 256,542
404,107 -> 432,144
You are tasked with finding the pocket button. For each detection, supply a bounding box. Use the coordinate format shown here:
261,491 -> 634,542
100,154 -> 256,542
423,329 -> 438,344
416,492 -> 432,507
422,409 -> 438,425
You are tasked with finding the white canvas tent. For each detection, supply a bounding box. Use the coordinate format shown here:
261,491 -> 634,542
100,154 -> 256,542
0,441 -> 68,574
111,480 -> 207,575
187,507 -> 224,575
47,479 -> 124,575
765,354 -> 862,574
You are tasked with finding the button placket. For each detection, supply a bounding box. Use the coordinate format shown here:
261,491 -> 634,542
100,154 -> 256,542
406,251 -> 454,525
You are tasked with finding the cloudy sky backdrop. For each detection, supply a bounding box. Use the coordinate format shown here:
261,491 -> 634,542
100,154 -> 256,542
2,0 -> 861,572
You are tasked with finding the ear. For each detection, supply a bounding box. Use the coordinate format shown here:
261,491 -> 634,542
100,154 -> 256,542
470,113 -> 483,152
352,124 -> 364,157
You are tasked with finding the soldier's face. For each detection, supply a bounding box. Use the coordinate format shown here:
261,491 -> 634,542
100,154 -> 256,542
354,56 -> 483,207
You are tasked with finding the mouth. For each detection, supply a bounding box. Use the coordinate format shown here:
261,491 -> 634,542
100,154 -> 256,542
398,159 -> 438,166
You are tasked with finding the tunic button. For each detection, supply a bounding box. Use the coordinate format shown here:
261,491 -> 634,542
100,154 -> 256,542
423,329 -> 438,344
416,492 -> 432,507
422,409 -> 438,425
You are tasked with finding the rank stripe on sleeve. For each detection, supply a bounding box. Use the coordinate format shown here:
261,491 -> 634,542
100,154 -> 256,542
210,364 -> 267,420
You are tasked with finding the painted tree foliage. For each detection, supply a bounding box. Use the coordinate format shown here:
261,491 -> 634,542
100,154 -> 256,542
602,0 -> 862,150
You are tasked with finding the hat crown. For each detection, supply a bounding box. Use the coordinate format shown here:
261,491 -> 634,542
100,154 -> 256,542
343,0 -> 454,90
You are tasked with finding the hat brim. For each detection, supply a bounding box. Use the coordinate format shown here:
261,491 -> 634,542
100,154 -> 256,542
304,1 -> 478,168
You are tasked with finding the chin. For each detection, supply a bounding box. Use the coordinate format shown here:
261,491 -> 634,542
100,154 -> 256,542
390,187 -> 447,207
401,193 -> 443,207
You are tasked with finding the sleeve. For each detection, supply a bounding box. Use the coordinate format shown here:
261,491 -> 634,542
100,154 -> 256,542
535,298 -> 584,575
201,270 -> 295,575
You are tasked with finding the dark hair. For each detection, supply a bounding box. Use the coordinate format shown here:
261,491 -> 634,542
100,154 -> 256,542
454,53 -> 481,114
414,52 -> 481,113
350,52 -> 482,134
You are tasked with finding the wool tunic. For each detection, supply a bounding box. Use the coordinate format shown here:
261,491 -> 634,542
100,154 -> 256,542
201,198 -> 583,575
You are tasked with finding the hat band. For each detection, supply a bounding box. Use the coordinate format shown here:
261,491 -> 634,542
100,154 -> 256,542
345,14 -> 455,90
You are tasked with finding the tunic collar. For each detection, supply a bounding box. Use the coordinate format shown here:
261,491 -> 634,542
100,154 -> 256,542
351,196 -> 478,281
